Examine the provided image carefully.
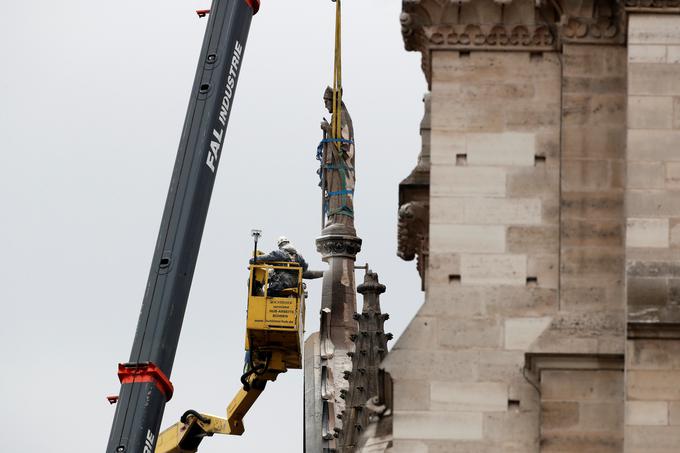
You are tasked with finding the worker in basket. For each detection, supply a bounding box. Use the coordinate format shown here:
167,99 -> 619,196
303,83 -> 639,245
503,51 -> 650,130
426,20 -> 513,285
250,236 -> 323,297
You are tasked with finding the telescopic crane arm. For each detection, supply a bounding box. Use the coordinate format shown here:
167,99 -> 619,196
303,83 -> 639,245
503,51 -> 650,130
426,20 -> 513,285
106,2 -> 260,452
155,351 -> 289,453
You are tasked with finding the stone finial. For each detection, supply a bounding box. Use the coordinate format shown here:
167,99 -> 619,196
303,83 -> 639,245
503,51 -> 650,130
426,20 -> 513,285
337,271 -> 391,452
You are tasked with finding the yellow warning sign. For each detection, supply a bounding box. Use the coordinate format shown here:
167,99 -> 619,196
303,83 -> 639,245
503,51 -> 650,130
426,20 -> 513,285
265,298 -> 297,327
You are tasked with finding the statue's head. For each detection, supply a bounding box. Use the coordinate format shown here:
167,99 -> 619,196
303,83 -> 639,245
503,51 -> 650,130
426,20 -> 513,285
324,86 -> 345,113
323,86 -> 334,112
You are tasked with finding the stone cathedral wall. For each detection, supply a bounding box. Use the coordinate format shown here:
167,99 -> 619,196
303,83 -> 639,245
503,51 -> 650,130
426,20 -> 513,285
386,1 -> 680,453
625,14 -> 680,453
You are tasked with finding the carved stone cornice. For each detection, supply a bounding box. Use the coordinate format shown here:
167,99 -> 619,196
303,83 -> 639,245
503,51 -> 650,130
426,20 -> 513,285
628,322 -> 680,340
525,353 -> 624,383
422,23 -> 555,49
316,235 -> 363,260
559,0 -> 626,45
625,0 -> 680,13
401,0 -> 628,85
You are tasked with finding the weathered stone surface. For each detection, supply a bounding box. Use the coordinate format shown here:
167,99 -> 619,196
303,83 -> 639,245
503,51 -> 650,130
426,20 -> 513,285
627,218 -> 670,248
625,426 -> 680,450
541,402 -> 579,430
627,277 -> 669,309
627,370 -> 680,400
507,226 -> 559,254
541,370 -> 623,401
561,248 -> 624,276
393,411 -> 483,441
629,15 -> 680,45
430,382 -> 508,412
430,131 -> 465,166
463,132 -> 536,167
463,198 -> 542,225
561,160 -> 616,191
430,197 -> 465,224
561,191 -> 624,219
665,162 -> 680,188
670,221 -> 680,248
430,224 -> 505,253
628,44 -> 667,63
504,317 -> 552,350
628,96 -> 674,129
579,402 -> 624,431
527,255 -> 559,289
668,46 -> 680,65
628,129 -> 680,161
627,339 -> 680,370
627,190 -> 680,218
562,126 -> 625,159
438,317 -> 502,349
483,411 -> 539,444
627,161 -> 666,190
541,432 -> 622,453
560,285 -> 610,311
629,63 -> 680,96
627,261 -> 680,278
670,402 -> 680,426
383,349 -> 477,381
507,164 -> 559,198
461,254 -> 527,286
396,316 -> 437,351
563,76 -> 625,95
422,284 -> 558,318
561,219 -> 623,247
626,401 -> 669,426
393,380 -> 430,412
431,166 -> 506,196
476,350 -> 526,382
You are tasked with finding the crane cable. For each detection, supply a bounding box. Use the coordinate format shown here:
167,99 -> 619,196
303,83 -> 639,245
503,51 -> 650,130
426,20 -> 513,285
331,0 -> 342,144
317,0 -> 354,223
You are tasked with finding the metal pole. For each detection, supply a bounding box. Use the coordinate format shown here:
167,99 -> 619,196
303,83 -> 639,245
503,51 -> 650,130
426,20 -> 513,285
106,2 -> 259,452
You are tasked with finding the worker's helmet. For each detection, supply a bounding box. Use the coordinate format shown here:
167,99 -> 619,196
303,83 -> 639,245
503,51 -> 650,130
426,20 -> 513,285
277,236 -> 290,248
282,243 -> 298,256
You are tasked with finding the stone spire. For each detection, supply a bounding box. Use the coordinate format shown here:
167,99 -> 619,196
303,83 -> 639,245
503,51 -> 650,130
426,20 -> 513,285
305,92 -> 362,452
337,271 -> 391,452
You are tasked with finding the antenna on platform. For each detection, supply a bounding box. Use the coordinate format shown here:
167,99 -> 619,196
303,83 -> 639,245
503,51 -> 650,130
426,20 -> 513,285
251,229 -> 262,262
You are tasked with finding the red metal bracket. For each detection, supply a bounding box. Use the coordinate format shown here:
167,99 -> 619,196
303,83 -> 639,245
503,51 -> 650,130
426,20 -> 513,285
196,9 -> 210,18
117,362 -> 174,401
245,0 -> 260,14
107,395 -> 119,404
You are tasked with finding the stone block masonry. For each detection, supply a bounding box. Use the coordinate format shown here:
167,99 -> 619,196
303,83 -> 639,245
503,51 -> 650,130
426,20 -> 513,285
386,48 -> 561,452
378,2 -> 680,453
625,13 -> 680,453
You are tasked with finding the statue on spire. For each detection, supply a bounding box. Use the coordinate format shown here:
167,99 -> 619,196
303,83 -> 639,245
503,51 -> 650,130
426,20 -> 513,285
320,86 -> 356,234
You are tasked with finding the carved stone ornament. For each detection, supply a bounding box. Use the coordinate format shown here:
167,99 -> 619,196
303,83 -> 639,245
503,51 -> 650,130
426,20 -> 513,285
401,0 -> 629,85
397,201 -> 429,288
316,235 -> 363,259
625,0 -> 680,12
559,0 -> 626,44
422,23 -> 555,48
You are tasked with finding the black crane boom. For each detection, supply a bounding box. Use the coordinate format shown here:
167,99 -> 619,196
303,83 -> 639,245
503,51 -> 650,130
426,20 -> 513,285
106,1 -> 259,451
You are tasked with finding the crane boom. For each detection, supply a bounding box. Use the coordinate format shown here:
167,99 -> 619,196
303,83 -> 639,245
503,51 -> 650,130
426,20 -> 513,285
106,1 -> 259,452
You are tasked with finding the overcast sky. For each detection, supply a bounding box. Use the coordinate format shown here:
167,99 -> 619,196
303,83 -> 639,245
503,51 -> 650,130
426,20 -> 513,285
0,1 -> 426,451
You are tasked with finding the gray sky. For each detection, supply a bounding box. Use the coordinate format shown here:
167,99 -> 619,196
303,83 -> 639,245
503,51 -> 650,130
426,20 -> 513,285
0,1 -> 426,451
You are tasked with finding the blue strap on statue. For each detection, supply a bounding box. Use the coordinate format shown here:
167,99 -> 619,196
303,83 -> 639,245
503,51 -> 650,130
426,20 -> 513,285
319,138 -> 354,145
327,189 -> 354,197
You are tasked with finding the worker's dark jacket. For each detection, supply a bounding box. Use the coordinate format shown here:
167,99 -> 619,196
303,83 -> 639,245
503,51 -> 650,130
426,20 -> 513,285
251,250 -> 306,294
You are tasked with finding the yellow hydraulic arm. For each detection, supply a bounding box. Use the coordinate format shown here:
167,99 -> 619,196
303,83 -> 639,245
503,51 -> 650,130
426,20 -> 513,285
155,352 -> 288,453
155,259 -> 305,452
